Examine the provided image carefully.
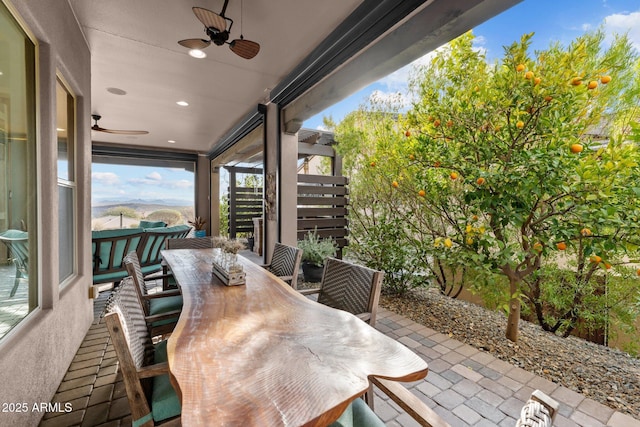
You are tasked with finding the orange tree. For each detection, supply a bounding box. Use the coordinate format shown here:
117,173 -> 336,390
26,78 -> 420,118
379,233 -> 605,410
399,31 -> 640,342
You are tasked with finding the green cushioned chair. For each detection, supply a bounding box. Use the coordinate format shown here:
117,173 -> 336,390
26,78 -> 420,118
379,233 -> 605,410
0,229 -> 29,297
92,228 -> 145,285
138,225 -> 192,275
330,397 -> 385,427
139,220 -> 167,228
124,252 -> 182,332
103,278 -> 181,426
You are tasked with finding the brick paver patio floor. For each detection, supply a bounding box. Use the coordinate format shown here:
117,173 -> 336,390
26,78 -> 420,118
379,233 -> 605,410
39,288 -> 640,427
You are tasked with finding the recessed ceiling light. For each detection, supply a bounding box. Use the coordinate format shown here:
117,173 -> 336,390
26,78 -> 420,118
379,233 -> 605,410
188,49 -> 207,59
56,128 -> 65,132
106,87 -> 127,95
168,140 -> 176,144
0,71 -> 4,76
176,101 -> 189,107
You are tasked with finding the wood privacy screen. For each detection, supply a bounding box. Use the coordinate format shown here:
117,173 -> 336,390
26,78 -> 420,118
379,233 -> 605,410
297,174 -> 349,251
228,185 -> 262,236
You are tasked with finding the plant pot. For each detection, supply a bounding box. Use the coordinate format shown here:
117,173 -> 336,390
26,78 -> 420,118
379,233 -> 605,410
194,229 -> 206,238
302,261 -> 324,283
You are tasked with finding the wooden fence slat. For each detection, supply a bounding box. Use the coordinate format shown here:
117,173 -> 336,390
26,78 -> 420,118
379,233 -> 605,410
297,196 -> 348,206
298,207 -> 348,217
298,218 -> 348,229
297,175 -> 348,185
297,228 -> 349,239
297,185 -> 348,195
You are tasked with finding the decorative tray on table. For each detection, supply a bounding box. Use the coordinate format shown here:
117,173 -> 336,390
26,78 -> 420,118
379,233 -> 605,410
211,256 -> 246,286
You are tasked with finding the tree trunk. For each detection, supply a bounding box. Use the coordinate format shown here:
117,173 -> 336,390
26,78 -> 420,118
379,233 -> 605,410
505,277 -> 520,342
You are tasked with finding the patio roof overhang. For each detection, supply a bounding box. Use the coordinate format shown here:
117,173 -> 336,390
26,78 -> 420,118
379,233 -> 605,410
68,0 -> 522,158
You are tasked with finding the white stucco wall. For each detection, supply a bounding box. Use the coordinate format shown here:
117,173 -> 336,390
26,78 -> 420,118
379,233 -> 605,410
0,1 -> 93,425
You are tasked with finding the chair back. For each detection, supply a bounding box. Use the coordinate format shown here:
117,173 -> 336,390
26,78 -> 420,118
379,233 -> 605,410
165,237 -> 213,250
103,277 -> 155,424
318,258 -> 384,326
0,229 -> 29,296
123,251 -> 152,315
267,242 -> 303,289
137,225 -> 191,272
91,228 -> 145,284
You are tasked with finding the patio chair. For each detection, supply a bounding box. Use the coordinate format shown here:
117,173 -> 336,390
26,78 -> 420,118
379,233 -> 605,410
515,389 -> 559,427
123,252 -> 183,331
0,229 -> 29,297
300,257 -> 383,326
161,237 -> 214,289
103,277 -> 181,426
262,242 -> 303,289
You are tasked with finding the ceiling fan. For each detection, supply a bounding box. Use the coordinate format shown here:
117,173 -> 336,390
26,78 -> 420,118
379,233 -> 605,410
91,114 -> 149,135
178,0 -> 260,59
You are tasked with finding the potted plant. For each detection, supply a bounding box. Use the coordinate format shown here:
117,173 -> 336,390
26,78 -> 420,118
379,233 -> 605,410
188,216 -> 207,237
298,229 -> 337,283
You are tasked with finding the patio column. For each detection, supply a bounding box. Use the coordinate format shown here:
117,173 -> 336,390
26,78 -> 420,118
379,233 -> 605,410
280,124 -> 298,246
210,163 -> 220,236
196,154 -> 211,235
263,103 -> 278,262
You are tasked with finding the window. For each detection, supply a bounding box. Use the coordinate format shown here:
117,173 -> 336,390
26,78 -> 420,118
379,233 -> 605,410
57,77 -> 76,285
0,1 -> 38,338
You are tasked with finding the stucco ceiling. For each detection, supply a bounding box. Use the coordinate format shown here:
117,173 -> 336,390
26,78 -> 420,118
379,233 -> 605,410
68,0 -> 363,153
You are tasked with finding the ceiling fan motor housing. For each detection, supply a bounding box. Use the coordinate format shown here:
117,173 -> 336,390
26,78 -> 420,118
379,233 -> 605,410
207,27 -> 229,45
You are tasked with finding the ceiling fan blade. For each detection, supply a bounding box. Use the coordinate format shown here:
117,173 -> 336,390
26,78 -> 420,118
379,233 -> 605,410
99,129 -> 149,135
91,115 -> 148,135
178,38 -> 211,49
193,7 -> 227,32
229,38 -> 260,59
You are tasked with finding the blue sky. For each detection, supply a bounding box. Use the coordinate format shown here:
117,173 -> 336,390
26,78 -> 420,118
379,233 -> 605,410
92,0 -> 640,205
304,0 -> 640,130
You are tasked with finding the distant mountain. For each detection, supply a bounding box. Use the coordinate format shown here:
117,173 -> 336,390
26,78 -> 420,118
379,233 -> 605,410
92,201 -> 194,218
93,197 -> 191,207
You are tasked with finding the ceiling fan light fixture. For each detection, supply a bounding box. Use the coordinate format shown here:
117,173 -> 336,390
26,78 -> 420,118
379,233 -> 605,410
176,101 -> 189,106
188,49 -> 207,58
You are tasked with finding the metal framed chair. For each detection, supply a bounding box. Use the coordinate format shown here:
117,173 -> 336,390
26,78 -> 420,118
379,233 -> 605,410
123,252 -> 182,334
103,277 -> 181,426
300,257 -> 384,326
262,242 -> 303,289
0,229 -> 29,297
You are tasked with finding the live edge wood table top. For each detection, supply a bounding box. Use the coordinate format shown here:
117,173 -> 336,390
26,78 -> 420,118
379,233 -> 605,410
162,248 -> 428,427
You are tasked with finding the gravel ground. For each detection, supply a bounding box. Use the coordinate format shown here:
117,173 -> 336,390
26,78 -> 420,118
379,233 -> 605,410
380,287 -> 640,419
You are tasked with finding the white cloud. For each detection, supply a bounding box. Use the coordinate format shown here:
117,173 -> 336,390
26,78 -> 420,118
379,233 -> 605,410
146,171 -> 162,181
172,180 -> 193,189
602,11 -> 640,51
582,23 -> 593,31
316,124 -> 329,131
92,172 -> 120,185
376,51 -> 437,93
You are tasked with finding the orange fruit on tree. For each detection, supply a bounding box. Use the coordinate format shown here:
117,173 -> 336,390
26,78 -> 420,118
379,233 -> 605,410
446,120 -> 454,128
433,161 -> 441,168
418,189 -> 426,197
534,77 -> 541,86
405,130 -> 411,137
590,255 -> 602,264
476,177 -> 485,185
516,121 -> 524,129
636,269 -> 640,276
581,228 -> 592,236
587,81 -> 598,90
433,119 -> 441,127
370,161 -> 376,167
570,143 -> 583,153
516,64 -> 525,72
604,262 -> 612,270
450,172 -> 458,180
600,75 -> 611,84
533,242 -> 543,252
556,242 -> 567,251
472,215 -> 479,221
544,95 -> 553,102
409,154 -> 415,160
524,71 -> 534,80
391,181 -> 399,188
571,77 -> 582,86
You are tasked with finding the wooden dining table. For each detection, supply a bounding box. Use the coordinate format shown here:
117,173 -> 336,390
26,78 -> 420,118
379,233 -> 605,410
162,248 -> 428,426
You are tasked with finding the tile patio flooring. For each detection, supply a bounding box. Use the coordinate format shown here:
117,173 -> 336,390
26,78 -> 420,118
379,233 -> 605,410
39,285 -> 640,427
